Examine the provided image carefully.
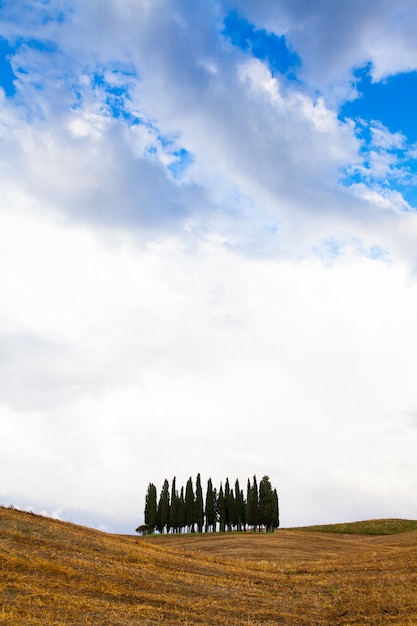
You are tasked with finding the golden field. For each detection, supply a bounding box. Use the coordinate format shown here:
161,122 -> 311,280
1,506 -> 417,625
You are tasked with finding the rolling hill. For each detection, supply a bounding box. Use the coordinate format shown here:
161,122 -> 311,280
1,506 -> 417,624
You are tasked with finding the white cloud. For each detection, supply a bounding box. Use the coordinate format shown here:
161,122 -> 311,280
370,122 -> 406,151
2,205 -> 417,530
229,0 -> 417,86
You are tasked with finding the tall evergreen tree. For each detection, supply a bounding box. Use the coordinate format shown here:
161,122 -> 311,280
234,479 -> 245,531
170,477 -> 180,533
253,475 -> 259,532
217,482 -> 225,532
144,482 -> 157,533
273,488 -> 279,530
229,488 -> 236,531
246,478 -> 253,529
205,478 -> 216,532
185,476 -> 195,532
247,475 -> 259,531
179,486 -> 186,534
195,473 -> 204,533
241,485 -> 247,531
157,479 -> 170,533
259,475 -> 275,532
224,478 -> 231,531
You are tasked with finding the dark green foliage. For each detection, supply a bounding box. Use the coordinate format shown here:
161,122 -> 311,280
157,479 -> 170,534
141,474 -> 279,534
259,475 -> 279,532
246,479 -> 252,528
144,483 -> 157,532
179,486 -> 186,533
273,488 -> 279,529
217,483 -> 226,532
169,477 -> 180,533
135,523 -> 151,535
205,478 -> 216,532
234,479 -> 246,531
252,475 -> 259,531
247,476 -> 260,531
185,477 -> 195,532
224,478 -> 231,531
229,488 -> 236,531
195,473 -> 204,533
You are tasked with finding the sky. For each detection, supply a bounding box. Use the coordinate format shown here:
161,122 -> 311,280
1,0 -> 417,534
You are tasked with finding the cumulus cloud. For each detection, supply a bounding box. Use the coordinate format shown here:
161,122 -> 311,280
228,0 -> 417,85
1,0 -> 415,253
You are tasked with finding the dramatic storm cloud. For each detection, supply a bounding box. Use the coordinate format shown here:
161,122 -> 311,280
1,0 -> 417,532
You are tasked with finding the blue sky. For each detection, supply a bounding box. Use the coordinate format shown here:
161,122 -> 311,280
1,0 -> 417,533
0,36 -> 15,96
342,67 -> 417,143
223,10 -> 300,77
340,67 -> 417,205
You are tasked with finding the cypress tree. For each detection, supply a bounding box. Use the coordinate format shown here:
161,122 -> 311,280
246,478 -> 253,530
241,485 -> 247,531
205,478 -> 216,532
212,486 -> 218,532
247,475 -> 259,532
259,475 -> 275,532
170,477 -> 180,533
157,479 -> 170,533
234,479 -> 244,531
179,486 -> 186,533
224,478 -> 231,531
273,488 -> 280,530
230,488 -> 236,531
144,482 -> 157,533
253,475 -> 259,532
185,476 -> 195,532
195,473 -> 204,533
217,482 -> 225,532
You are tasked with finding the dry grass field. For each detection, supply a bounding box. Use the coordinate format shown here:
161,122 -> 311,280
1,507 -> 417,625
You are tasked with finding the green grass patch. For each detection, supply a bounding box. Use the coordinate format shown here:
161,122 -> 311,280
292,518 -> 417,535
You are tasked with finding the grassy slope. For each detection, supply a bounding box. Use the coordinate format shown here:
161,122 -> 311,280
291,518 -> 417,535
2,508 -> 417,625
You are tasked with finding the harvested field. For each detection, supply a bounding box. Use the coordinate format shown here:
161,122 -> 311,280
1,507 -> 417,625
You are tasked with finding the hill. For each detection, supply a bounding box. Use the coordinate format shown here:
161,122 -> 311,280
291,518 -> 417,535
1,507 -> 417,625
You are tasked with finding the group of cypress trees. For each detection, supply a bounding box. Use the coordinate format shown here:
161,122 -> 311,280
138,474 -> 279,535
